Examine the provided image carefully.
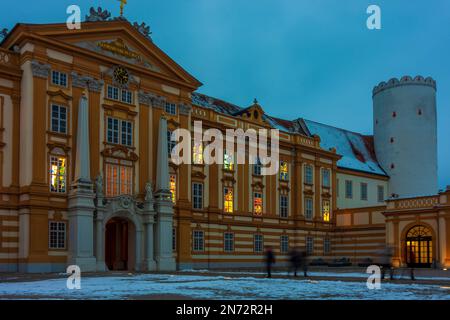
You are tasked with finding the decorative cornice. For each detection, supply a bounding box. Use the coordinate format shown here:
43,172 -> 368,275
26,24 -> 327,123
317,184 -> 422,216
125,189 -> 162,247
47,90 -> 72,101
138,90 -> 166,108
373,75 -> 436,96
31,60 -> 51,79
71,72 -> 104,92
179,103 -> 192,116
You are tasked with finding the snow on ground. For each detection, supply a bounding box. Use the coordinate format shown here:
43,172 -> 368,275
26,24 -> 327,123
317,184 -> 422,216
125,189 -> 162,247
1,273 -> 450,300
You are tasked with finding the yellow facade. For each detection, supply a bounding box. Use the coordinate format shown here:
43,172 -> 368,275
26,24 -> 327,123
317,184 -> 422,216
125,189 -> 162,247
0,18 -> 449,272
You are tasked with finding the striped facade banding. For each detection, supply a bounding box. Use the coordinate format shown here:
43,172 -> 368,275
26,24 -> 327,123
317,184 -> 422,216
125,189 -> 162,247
0,11 -> 449,272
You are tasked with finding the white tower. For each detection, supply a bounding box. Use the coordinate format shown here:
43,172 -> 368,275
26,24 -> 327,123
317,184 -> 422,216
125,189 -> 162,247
372,76 -> 437,198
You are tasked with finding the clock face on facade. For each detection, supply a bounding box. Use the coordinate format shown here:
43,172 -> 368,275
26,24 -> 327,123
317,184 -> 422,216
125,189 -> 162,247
113,66 -> 129,85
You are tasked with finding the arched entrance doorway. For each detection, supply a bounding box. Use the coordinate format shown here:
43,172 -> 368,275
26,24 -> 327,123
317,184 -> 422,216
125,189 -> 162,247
405,225 -> 433,268
105,217 -> 136,271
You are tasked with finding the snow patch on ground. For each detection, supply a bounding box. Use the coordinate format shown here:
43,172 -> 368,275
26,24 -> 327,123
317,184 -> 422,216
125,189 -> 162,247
0,273 -> 449,300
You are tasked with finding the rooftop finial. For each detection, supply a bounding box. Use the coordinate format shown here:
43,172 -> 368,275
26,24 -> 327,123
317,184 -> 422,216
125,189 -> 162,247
118,0 -> 128,16
253,98 -> 258,104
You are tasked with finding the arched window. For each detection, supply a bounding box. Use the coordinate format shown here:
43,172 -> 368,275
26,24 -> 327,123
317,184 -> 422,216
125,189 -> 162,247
405,225 -> 433,267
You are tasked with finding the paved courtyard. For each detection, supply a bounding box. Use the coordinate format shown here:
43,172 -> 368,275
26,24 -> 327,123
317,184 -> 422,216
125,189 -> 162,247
1,270 -> 450,300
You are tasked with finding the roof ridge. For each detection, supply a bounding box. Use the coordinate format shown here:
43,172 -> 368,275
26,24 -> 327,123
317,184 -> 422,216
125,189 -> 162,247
304,118 -> 373,137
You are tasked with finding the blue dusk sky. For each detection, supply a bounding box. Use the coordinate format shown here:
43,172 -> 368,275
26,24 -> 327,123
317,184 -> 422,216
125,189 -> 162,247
2,0 -> 449,188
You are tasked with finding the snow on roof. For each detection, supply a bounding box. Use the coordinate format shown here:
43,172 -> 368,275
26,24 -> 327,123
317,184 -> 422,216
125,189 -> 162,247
304,119 -> 387,176
191,92 -> 309,135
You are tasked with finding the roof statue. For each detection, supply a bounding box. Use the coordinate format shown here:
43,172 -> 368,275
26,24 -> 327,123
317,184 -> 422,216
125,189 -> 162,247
133,22 -> 152,40
0,28 -> 8,40
85,7 -> 111,22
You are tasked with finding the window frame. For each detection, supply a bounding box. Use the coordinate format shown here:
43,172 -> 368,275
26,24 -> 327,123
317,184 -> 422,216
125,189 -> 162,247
377,185 -> 385,203
50,104 -> 68,134
224,232 -> 234,252
51,70 -> 68,87
107,85 -> 133,104
304,164 -> 313,185
280,194 -> 289,218
280,235 -> 289,253
106,116 -> 133,147
324,237 -> 331,255
49,155 -> 67,194
304,197 -> 313,220
253,192 -> 263,215
360,182 -> 368,201
254,234 -> 263,253
104,162 -> 133,197
48,221 -> 67,249
192,182 -> 204,209
193,230 -> 204,252
345,180 -> 353,199
322,168 -> 331,188
306,236 -> 314,255
224,187 -> 234,213
279,161 -> 289,181
165,102 -> 177,115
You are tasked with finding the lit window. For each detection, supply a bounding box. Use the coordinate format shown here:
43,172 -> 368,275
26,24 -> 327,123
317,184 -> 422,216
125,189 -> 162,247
224,187 -> 233,213
377,185 -> 385,202
280,235 -> 289,253
51,104 -> 67,134
322,200 -> 330,222
253,157 -> 262,175
253,192 -> 263,215
280,195 -> 288,218
254,234 -> 263,253
304,164 -> 313,185
51,71 -> 67,87
345,180 -> 353,199
193,230 -> 204,251
224,151 -> 234,171
107,117 -> 132,146
193,141 -> 204,165
306,236 -> 314,255
360,183 -> 368,201
322,168 -> 330,188
105,163 -> 133,197
304,197 -> 313,220
324,237 -> 331,255
49,221 -> 66,249
224,232 -> 234,252
165,102 -> 177,115
50,156 -> 66,193
192,182 -> 203,209
280,161 -> 288,180
170,175 -> 176,203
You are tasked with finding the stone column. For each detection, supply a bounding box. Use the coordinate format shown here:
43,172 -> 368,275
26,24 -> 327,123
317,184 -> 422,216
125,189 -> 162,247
143,182 -> 156,271
154,116 -> 176,271
67,93 -> 97,272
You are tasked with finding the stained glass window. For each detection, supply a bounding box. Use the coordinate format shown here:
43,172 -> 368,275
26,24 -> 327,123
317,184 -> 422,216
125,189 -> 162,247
50,156 -> 66,193
280,161 -> 288,180
224,151 -> 234,171
224,187 -> 233,213
322,200 -> 330,222
193,141 -> 204,164
170,175 -> 176,203
253,192 -> 263,215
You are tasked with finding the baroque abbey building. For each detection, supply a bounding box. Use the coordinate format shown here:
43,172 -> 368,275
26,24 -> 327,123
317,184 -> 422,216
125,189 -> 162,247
0,10 -> 449,272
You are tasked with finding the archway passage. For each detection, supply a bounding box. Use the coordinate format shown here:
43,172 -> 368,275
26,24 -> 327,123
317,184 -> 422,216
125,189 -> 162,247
405,225 -> 433,268
105,218 -> 129,271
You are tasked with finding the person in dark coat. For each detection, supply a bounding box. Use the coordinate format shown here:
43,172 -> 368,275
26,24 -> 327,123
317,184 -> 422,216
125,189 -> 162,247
288,248 -> 301,277
265,246 -> 276,278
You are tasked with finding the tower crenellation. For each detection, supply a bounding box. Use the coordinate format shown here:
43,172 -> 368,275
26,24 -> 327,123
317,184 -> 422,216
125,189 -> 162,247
372,75 -> 436,97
